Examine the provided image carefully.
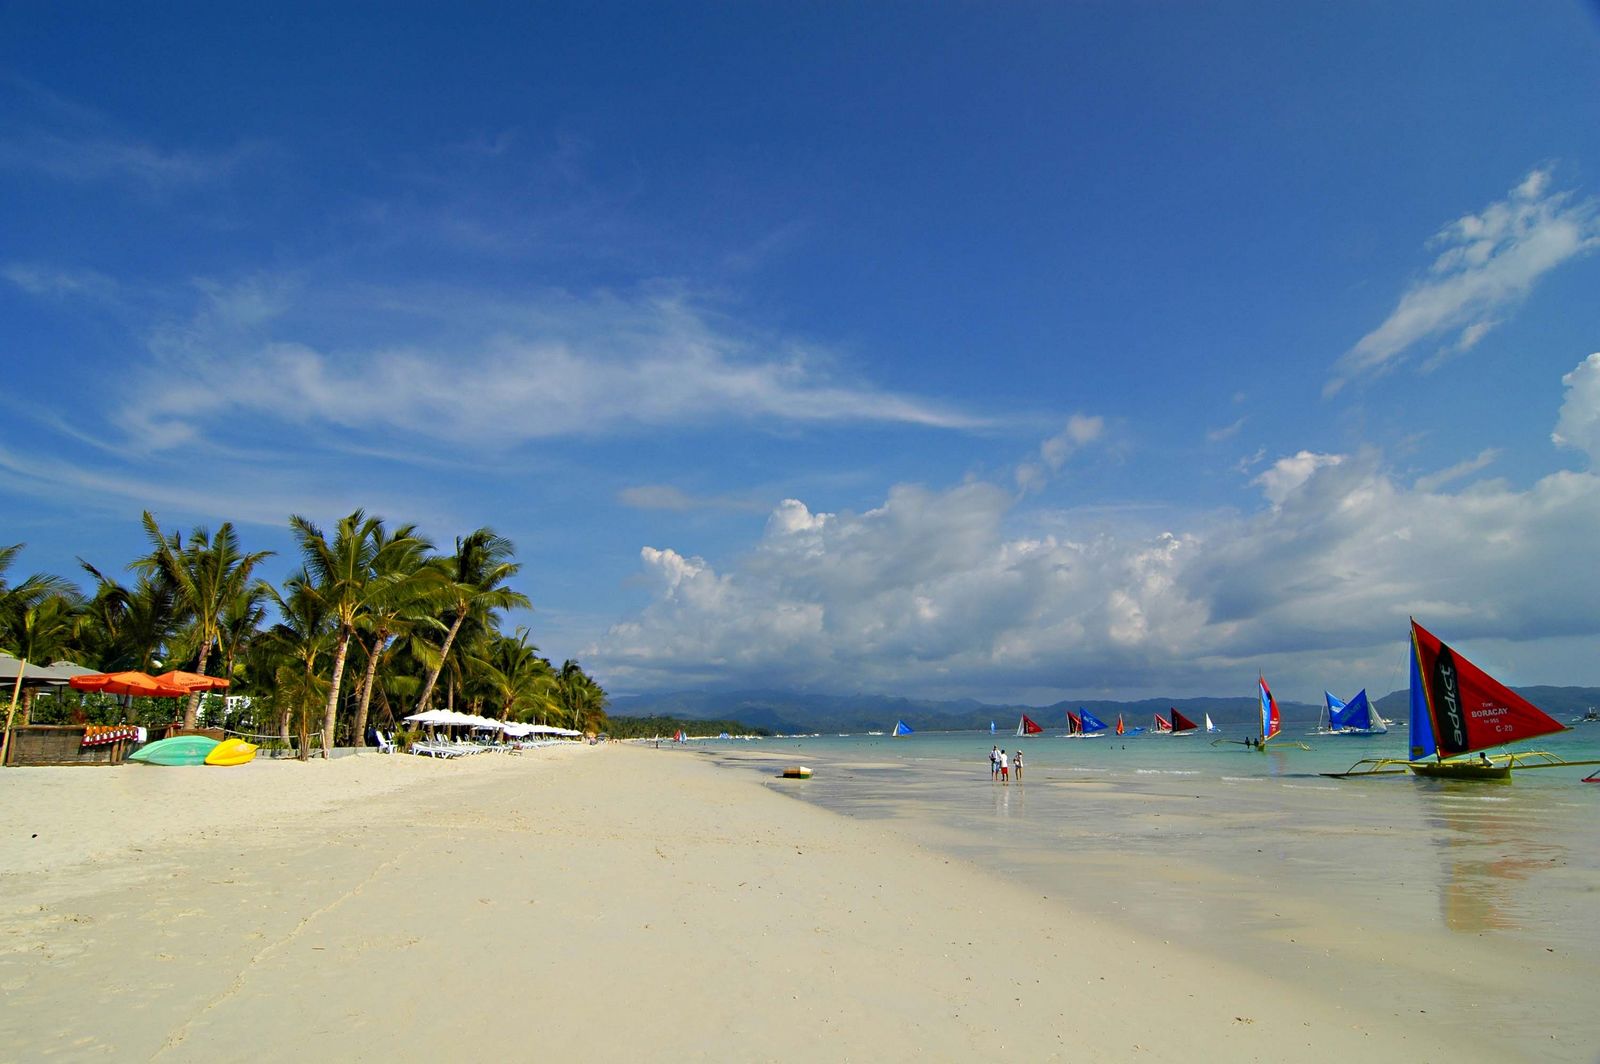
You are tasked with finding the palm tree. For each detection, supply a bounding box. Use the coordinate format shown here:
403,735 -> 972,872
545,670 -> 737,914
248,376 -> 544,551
349,523 -> 442,749
132,514 -> 273,728
413,529 -> 530,713
553,659 -> 607,735
262,572 -> 332,760
477,628 -> 558,720
79,561 -> 178,672
0,544 -> 83,729
0,588 -> 84,724
290,510 -> 391,758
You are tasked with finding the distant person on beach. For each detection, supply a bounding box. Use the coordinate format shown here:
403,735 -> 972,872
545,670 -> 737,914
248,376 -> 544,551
991,745 -> 1000,780
1012,750 -> 1023,780
999,749 -> 1009,783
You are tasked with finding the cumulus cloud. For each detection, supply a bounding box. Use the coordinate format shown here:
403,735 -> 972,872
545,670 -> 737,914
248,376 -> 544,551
1329,166 -> 1600,395
1552,353 -> 1600,465
593,442 -> 1600,701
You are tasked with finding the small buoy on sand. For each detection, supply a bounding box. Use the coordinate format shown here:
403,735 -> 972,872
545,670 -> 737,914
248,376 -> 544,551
781,766 -> 812,779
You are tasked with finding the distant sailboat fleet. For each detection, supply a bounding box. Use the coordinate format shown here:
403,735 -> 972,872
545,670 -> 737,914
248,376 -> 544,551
865,619 -> 1598,784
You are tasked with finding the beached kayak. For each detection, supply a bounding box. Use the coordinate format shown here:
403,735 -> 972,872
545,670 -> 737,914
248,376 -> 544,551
204,738 -> 258,766
128,735 -> 221,766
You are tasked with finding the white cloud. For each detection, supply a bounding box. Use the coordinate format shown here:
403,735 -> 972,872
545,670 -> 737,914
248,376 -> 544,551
1329,166 -> 1600,394
1206,416 -> 1246,443
1412,448 -> 1500,492
66,278 -> 989,450
1252,451 -> 1343,506
1552,353 -> 1600,465
1017,414 -> 1106,491
617,485 -> 767,513
593,435 -> 1600,702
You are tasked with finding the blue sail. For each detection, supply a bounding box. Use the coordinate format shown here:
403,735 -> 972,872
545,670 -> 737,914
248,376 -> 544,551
1408,634 -> 1437,761
1123,726 -> 1146,736
893,720 -> 913,736
1328,691 -> 1360,729
1079,710 -> 1109,733
990,721 -> 995,734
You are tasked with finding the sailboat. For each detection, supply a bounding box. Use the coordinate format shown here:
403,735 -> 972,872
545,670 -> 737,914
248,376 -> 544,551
1170,709 -> 1200,736
1212,675 -> 1306,750
1015,714 -> 1043,737
1204,713 -> 1218,734
1317,689 -> 1387,736
1153,712 -> 1173,734
892,720 -> 914,737
1115,713 -> 1145,737
673,729 -> 687,743
990,721 -> 996,734
1327,619 -> 1600,780
1066,709 -> 1107,738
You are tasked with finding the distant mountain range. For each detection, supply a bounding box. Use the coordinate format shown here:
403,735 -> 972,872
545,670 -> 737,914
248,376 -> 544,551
610,686 -> 1600,735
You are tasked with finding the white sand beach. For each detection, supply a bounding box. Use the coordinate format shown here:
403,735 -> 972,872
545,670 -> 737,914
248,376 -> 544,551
1,745 -> 1504,1061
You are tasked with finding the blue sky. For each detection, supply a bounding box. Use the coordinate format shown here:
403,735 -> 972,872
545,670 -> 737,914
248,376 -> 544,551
4,3 -> 1600,704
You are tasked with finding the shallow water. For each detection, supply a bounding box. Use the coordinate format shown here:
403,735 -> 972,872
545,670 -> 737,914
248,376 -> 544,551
691,727 -> 1600,1061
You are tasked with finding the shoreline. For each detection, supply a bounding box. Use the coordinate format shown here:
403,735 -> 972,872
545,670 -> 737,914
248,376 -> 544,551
2,746 -> 1499,1060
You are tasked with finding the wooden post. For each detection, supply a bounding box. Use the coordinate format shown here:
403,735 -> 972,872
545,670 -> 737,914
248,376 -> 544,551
1,660 -> 27,768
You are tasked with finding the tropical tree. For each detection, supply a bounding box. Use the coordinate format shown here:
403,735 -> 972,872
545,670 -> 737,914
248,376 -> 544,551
553,659 -> 607,734
290,510 -> 392,758
478,628 -> 558,720
132,514 -> 273,728
413,529 -> 530,713
261,572 -> 332,759
348,523 -> 441,748
79,561 -> 178,672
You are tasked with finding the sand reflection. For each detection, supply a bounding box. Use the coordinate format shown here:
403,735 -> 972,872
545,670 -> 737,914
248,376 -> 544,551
1424,791 -> 1563,933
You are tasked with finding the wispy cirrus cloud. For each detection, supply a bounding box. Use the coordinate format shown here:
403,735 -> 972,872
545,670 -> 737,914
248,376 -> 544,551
104,278 -> 992,452
1328,167 -> 1600,396
0,77 -> 252,191
618,485 -> 769,514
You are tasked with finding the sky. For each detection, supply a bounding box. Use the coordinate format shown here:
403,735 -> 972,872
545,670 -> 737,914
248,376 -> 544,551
3,2 -> 1600,706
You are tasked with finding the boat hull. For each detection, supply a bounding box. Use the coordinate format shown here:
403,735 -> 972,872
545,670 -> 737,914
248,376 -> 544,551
128,735 -> 221,766
204,738 -> 258,766
1408,760 -> 1511,782
781,766 -> 812,779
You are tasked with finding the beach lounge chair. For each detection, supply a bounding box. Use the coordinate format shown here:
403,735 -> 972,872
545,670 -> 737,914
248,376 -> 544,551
374,731 -> 397,754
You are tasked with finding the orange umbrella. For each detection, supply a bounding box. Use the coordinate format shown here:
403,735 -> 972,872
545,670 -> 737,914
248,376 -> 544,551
69,671 -> 190,698
154,670 -> 231,692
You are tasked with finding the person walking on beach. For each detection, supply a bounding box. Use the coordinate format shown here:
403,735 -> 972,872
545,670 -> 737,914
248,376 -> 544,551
1012,750 -> 1023,781
999,748 -> 1009,784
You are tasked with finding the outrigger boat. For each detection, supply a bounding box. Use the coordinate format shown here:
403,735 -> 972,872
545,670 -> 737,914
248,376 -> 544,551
1015,714 -> 1044,737
1314,689 -> 1388,736
1063,709 -> 1107,738
1326,619 -> 1600,781
1213,675 -> 1310,750
1169,709 -> 1200,736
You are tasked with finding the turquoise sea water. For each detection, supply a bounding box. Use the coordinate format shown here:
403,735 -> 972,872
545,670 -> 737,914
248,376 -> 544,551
683,724 -> 1600,1060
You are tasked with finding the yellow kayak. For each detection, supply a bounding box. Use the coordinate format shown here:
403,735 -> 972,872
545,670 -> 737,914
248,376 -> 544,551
204,738 -> 258,766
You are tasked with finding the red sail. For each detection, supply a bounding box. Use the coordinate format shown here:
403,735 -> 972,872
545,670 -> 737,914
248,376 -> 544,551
1410,620 -> 1566,756
1020,714 -> 1044,735
1154,713 -> 1172,732
1115,714 -> 1125,735
1170,709 -> 1200,733
1067,711 -> 1082,734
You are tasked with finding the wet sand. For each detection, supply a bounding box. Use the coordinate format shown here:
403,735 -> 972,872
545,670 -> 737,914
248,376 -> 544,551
0,745 -> 1523,1061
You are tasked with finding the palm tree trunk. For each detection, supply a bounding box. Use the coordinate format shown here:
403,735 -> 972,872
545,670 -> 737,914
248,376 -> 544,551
350,630 -> 386,750
320,627 -> 352,759
413,611 -> 466,712
184,639 -> 214,728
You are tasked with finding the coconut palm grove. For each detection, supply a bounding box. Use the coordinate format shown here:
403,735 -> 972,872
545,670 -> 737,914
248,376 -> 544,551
1,510 -> 610,756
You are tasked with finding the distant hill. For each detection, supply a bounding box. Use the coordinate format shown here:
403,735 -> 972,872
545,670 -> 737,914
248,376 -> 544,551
613,685 -> 1600,735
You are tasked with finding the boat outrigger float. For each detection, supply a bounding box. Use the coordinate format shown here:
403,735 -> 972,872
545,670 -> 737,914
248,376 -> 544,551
1325,619 -> 1600,781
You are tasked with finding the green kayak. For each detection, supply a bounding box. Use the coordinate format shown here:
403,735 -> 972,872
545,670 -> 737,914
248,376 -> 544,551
128,735 -> 221,766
